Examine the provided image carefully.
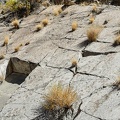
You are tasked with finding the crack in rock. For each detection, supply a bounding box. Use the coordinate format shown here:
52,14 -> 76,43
82,50 -> 117,57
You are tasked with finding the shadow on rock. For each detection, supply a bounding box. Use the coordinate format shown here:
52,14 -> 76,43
32,106 -> 69,120
77,40 -> 91,48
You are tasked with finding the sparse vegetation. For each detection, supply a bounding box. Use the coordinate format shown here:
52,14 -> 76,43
58,7 -> 62,14
89,16 -> 95,24
71,58 -> 77,67
14,46 -> 20,52
87,25 -> 102,42
114,35 -> 120,45
113,77 -> 120,90
53,9 -> 59,16
72,21 -> 78,31
12,18 -> 19,29
92,4 -> 97,12
3,36 -> 9,46
0,54 -> 5,60
42,18 -> 48,26
36,24 -> 43,31
44,84 -> 77,110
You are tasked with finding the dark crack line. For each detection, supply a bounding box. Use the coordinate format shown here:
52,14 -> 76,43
81,110 -> 106,120
52,42 -> 79,52
77,71 -> 110,80
82,50 -> 118,57
73,102 -> 82,120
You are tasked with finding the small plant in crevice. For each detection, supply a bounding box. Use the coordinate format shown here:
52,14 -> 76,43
92,4 -> 97,13
43,84 -> 77,110
42,1 -> 50,8
87,25 -> 102,42
89,16 -> 95,24
36,24 -> 43,31
42,18 -> 48,27
2,36 -> 9,53
58,7 -> 62,14
14,44 -> 22,53
113,35 -> 120,46
53,9 -> 59,16
12,18 -> 19,29
0,54 -> 5,60
71,21 -> 78,31
112,77 -> 120,90
68,58 -> 78,75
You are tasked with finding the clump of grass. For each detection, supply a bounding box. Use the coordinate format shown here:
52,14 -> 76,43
114,35 -> 120,46
3,36 -> 9,46
53,7 -> 62,16
36,24 -> 43,31
53,9 -> 59,16
44,84 -> 77,110
0,54 -> 5,60
14,44 -> 22,52
72,21 -> 78,31
14,46 -> 20,52
112,77 -> 120,90
12,18 -> 19,29
71,58 -> 77,67
42,1 -> 50,7
92,4 -> 97,12
58,7 -> 62,14
87,25 -> 102,42
42,18 -> 48,26
89,16 -> 95,24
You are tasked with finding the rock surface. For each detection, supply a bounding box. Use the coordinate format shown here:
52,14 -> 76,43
0,4 -> 120,120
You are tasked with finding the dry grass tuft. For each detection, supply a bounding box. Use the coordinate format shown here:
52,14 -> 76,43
113,77 -> 120,89
58,7 -> 62,14
87,25 -> 102,42
89,16 -> 95,24
92,4 -> 97,12
53,9 -> 59,16
0,54 -> 5,60
44,84 -> 77,110
71,58 -> 77,67
3,36 -> 9,46
42,1 -> 50,7
42,18 -> 48,26
14,46 -> 20,52
36,24 -> 43,31
72,21 -> 78,31
12,19 -> 19,29
114,35 -> 120,45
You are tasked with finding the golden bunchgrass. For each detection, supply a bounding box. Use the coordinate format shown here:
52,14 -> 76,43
72,21 -> 78,31
42,18 -> 48,26
113,77 -> 120,89
89,16 -> 95,24
58,7 -> 62,14
36,24 -> 43,31
14,45 -> 21,52
114,35 -> 120,45
87,25 -> 102,42
25,41 -> 30,46
0,54 -> 4,60
44,84 -> 77,110
3,36 -> 9,46
71,58 -> 77,67
12,19 -> 19,29
92,4 -> 97,12
53,9 -> 59,16
53,7 -> 62,16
